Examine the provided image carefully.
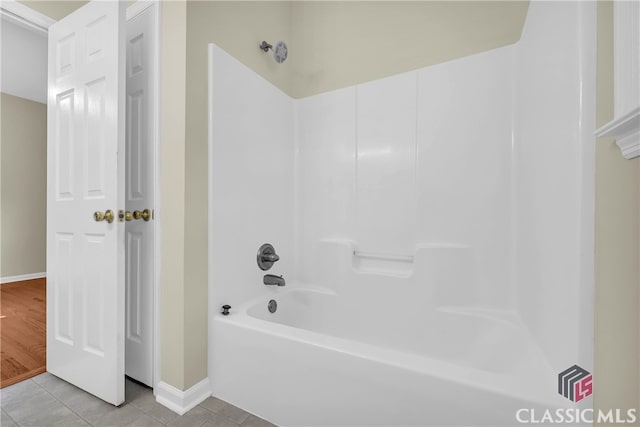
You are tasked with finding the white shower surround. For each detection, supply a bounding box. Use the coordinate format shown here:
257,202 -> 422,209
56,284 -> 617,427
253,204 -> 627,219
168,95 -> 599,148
207,2 -> 595,426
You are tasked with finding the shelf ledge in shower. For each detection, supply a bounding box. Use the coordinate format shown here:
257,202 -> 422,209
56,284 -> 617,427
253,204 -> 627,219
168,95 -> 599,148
352,250 -> 414,278
352,250 -> 414,263
595,107 -> 640,159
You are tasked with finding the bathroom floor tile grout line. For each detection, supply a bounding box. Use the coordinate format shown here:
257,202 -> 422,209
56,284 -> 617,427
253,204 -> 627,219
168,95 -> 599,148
25,376 -> 195,426
2,374 -> 276,427
2,407 -> 18,426
29,378 -> 96,426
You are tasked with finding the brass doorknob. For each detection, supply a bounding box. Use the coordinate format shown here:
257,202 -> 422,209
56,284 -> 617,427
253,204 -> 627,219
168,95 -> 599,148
94,209 -> 114,223
133,209 -> 151,222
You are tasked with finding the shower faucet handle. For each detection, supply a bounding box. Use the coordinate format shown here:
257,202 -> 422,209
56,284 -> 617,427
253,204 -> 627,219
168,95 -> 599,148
261,253 -> 280,263
257,243 -> 280,270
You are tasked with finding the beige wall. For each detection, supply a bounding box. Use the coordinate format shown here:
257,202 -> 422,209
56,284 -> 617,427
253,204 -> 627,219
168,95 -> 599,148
594,1 -> 640,422
288,1 -> 528,98
185,1 -> 528,99
160,0 -> 190,389
16,1 -> 87,20
187,2 -> 293,97
0,93 -> 47,279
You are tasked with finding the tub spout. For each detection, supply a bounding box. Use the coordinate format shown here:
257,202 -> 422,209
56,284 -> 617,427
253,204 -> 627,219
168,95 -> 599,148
264,274 -> 285,286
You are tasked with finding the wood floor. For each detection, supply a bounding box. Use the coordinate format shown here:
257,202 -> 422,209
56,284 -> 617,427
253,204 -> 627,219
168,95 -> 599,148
0,278 -> 46,388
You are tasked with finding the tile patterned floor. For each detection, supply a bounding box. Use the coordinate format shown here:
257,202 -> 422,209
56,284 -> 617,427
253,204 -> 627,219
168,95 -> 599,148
0,373 -> 276,427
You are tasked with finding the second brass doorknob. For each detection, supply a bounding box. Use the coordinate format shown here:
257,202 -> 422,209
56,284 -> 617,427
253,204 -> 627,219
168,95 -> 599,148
133,209 -> 151,222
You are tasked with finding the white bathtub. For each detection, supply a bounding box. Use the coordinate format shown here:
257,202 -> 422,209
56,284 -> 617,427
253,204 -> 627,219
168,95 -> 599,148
210,286 -> 568,427
248,288 -> 546,375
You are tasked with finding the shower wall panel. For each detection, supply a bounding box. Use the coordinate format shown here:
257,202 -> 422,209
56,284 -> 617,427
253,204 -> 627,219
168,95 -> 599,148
295,88 -> 357,286
209,45 -> 295,313
416,46 -> 514,309
296,47 -> 514,310
355,72 -> 417,256
515,1 -> 595,370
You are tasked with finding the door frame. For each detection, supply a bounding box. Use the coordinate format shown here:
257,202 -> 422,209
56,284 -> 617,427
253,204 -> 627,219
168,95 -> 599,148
2,0 -> 162,391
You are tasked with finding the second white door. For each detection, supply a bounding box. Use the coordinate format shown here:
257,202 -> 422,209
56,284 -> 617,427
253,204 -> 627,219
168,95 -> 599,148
124,4 -> 156,387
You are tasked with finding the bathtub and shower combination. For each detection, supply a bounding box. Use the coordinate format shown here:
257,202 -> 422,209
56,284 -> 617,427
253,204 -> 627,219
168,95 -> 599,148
208,2 -> 596,426
211,241 -> 566,426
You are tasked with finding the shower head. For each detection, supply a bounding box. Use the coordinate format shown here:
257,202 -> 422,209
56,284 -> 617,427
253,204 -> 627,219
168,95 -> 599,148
259,41 -> 272,52
259,40 -> 288,63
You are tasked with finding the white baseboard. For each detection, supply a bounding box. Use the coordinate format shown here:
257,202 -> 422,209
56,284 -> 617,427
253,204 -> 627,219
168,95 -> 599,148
155,378 -> 211,416
0,272 -> 46,284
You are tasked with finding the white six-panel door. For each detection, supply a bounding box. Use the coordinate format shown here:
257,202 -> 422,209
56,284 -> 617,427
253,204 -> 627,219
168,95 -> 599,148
125,4 -> 155,387
46,0 -> 126,406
